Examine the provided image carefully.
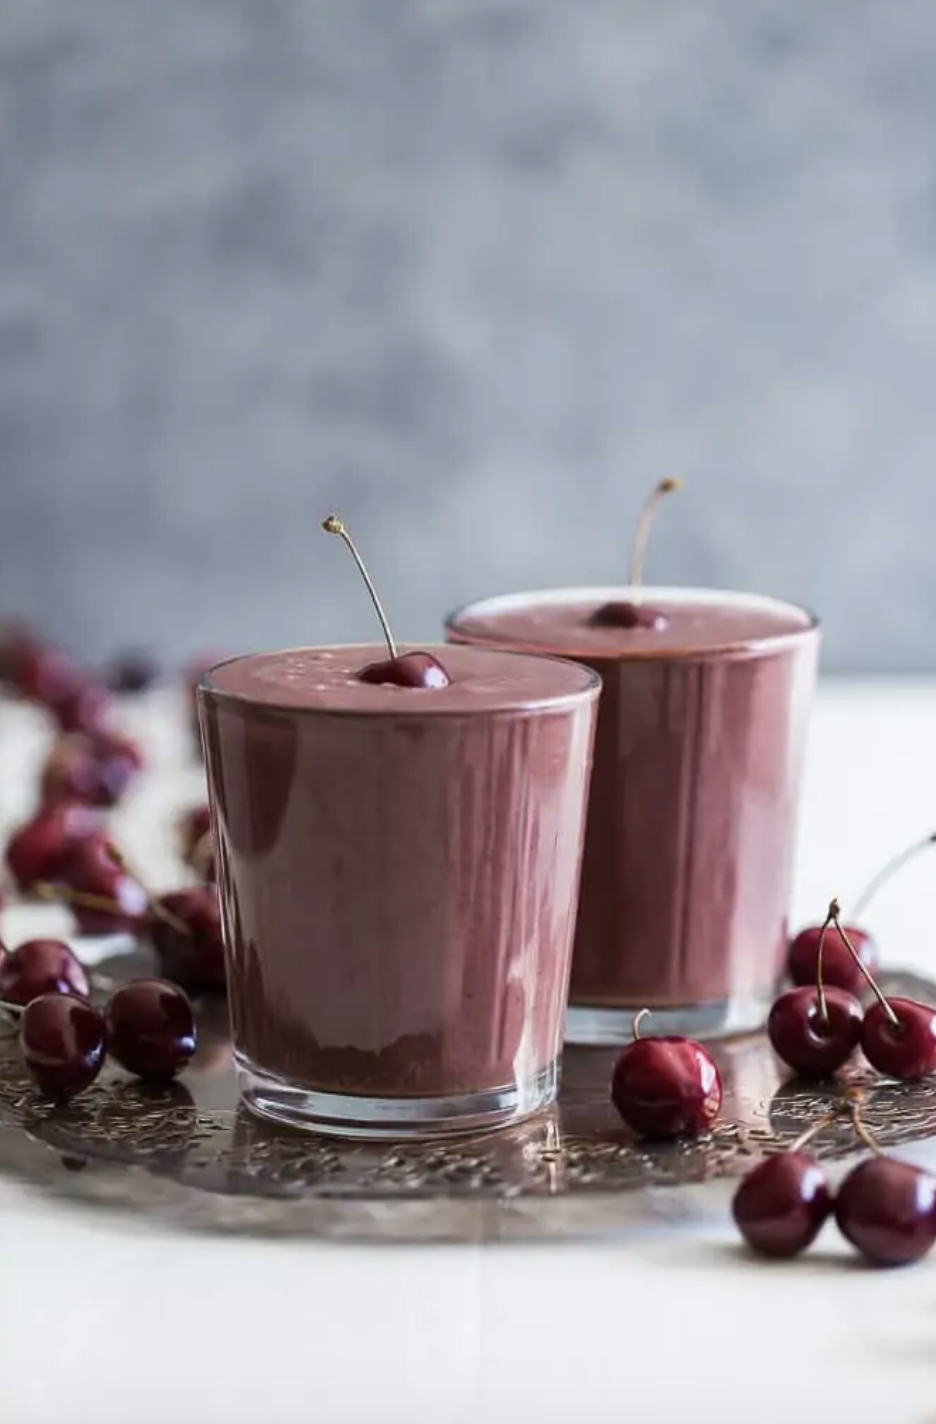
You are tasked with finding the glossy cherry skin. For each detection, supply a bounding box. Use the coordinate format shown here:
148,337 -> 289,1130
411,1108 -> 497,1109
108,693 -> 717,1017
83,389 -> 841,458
19,993 -> 106,1099
105,978 -> 197,1081
5,802 -> 101,891
787,923 -> 878,996
48,679 -> 112,734
147,887 -> 225,990
767,985 -> 863,1077
861,998 -> 936,1080
40,731 -> 144,809
0,938 -> 90,1006
836,1157 -> 936,1265
8,641 -> 81,705
610,1036 -> 722,1139
58,834 -> 148,935
177,805 -> 215,881
732,1152 -> 833,1258
589,600 -> 668,630
358,651 -> 451,689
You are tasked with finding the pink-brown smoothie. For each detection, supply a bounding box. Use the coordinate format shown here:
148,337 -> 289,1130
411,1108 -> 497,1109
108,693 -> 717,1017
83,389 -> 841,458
198,644 -> 599,1117
446,588 -> 820,1035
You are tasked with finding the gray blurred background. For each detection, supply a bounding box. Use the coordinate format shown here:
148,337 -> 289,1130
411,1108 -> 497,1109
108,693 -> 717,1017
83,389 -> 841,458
0,0 -> 933,675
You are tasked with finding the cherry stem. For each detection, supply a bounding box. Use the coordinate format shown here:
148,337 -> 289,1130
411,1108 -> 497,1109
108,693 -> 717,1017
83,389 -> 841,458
629,478 -> 682,588
849,1100 -> 884,1158
849,830 -> 936,921
322,515 -> 397,660
829,900 -> 900,1029
103,845 -> 191,937
814,909 -> 835,1024
632,1008 -> 651,1041
788,1109 -> 840,1155
34,881 -> 127,918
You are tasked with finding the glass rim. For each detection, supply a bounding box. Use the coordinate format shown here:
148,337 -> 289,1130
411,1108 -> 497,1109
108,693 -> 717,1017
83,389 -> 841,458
198,642 -> 603,719
444,585 -> 821,663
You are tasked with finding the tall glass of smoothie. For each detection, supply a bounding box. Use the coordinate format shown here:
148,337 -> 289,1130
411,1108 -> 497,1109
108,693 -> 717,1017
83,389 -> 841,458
198,520 -> 599,1137
446,483 -> 820,1044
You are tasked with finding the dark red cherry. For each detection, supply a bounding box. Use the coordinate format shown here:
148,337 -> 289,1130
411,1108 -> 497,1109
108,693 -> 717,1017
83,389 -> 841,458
103,649 -> 160,693
40,731 -> 144,809
177,805 -> 214,881
787,923 -> 878,996
861,997 -> 936,1080
358,651 -> 451,689
0,938 -> 90,1006
48,679 -> 112,734
767,986 -> 863,1077
147,887 -> 225,990
610,1035 -> 722,1139
20,993 -> 106,1098
732,1152 -> 833,1258
589,601 -> 668,630
835,1157 -> 936,1266
5,802 -> 102,892
58,834 -> 148,935
105,978 -> 197,1081
9,641 -> 82,705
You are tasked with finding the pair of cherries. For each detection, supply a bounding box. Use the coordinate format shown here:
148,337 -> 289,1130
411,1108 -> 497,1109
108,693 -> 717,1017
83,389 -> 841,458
0,938 -> 196,1098
769,899 -> 936,1080
733,1108 -> 936,1267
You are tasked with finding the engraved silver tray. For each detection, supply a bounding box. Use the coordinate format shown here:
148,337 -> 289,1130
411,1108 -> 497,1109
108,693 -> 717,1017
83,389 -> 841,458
0,953 -> 934,1241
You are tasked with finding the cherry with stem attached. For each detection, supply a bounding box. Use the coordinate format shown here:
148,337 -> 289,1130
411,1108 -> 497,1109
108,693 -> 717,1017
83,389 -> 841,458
732,1112 -> 837,1259
590,478 -> 681,630
820,900 -> 936,1081
768,904 -> 863,1077
788,830 -> 936,994
322,515 -> 451,688
610,1008 -> 722,1140
835,1102 -> 936,1266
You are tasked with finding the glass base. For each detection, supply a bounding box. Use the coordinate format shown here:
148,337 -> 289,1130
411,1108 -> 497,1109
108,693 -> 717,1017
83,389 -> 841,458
236,1055 -> 560,1140
564,989 -> 777,1046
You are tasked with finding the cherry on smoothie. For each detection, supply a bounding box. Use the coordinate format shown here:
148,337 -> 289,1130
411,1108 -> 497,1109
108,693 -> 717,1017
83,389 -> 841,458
610,1011 -> 722,1139
588,478 -> 681,631
322,515 -> 451,688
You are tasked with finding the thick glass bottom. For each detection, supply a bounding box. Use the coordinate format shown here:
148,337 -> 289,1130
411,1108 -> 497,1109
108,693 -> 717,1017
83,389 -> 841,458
236,1055 -> 560,1140
564,989 -> 777,1046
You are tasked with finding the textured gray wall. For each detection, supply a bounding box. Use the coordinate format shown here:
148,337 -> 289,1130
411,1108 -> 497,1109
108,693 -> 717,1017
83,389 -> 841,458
0,0 -> 934,674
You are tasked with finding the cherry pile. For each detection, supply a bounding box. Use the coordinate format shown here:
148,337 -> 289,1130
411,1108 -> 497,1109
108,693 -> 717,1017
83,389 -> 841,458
769,898 -> 936,1082
0,936 -> 196,1099
733,1106 -> 936,1267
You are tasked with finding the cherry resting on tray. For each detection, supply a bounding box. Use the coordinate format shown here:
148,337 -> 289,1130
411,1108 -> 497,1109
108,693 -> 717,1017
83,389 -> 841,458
610,1010 -> 722,1139
57,834 -> 148,935
5,801 -> 101,892
19,994 -> 106,1099
40,729 -> 144,809
0,938 -> 90,1006
147,886 -> 225,991
322,515 -> 451,688
732,1112 -> 835,1259
767,985 -> 863,1077
836,1156 -> 936,1266
589,478 -> 680,631
104,979 -> 197,1081
787,831 -> 936,994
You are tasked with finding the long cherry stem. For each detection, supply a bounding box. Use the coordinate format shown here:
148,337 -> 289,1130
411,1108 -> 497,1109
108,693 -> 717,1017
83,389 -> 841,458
632,1008 -> 651,1040
629,479 -> 682,587
322,515 -> 397,659
788,1110 -> 840,1154
849,1099 -> 884,1157
849,830 -> 936,921
827,898 -> 900,1028
814,907 -> 835,1024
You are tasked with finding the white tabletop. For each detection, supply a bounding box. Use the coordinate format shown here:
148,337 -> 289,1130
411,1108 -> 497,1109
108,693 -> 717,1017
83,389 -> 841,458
1,681 -> 935,1424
